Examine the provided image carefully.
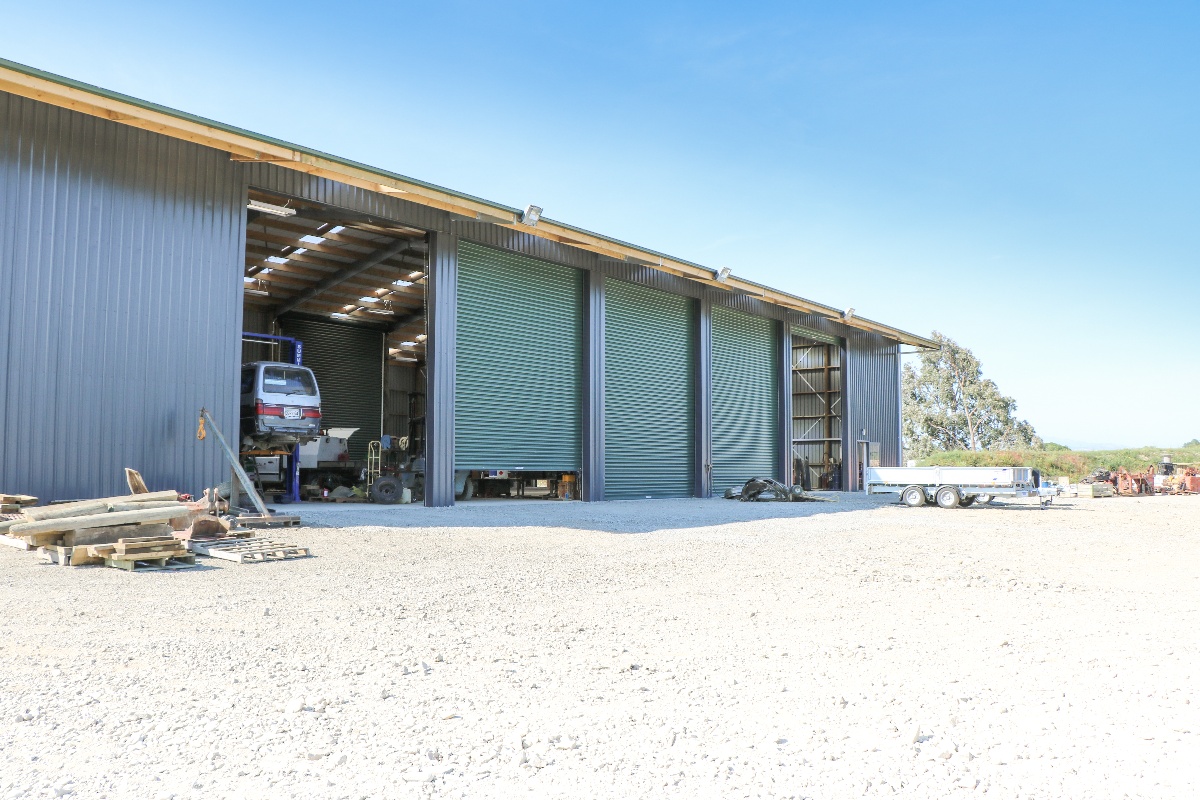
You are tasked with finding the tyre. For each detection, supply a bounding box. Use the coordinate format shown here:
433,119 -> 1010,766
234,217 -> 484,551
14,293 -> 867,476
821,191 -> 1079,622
273,494 -> 293,505
901,485 -> 927,507
935,486 -> 961,509
975,494 -> 993,505
457,478 -> 475,501
370,476 -> 404,504
958,495 -> 975,507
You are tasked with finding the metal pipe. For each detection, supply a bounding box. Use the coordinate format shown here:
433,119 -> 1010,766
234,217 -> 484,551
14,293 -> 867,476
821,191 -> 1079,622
199,407 -> 271,517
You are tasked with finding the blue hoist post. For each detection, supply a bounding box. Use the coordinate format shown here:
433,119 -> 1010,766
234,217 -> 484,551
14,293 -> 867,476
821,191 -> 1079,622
241,332 -> 304,503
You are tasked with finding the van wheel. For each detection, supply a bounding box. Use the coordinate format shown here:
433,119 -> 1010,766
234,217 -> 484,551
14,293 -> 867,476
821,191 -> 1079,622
935,486 -> 961,508
901,486 -> 926,507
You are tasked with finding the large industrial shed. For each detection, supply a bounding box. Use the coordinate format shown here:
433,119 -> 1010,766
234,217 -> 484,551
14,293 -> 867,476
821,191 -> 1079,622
0,58 -> 936,507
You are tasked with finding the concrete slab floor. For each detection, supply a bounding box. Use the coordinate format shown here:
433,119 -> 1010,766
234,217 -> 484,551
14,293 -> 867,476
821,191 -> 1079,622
282,492 -> 908,532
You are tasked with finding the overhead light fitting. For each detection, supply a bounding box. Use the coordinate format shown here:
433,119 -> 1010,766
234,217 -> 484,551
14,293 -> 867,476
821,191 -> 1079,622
244,288 -> 269,297
331,312 -> 351,319
415,333 -> 427,342
715,266 -> 731,283
520,204 -> 542,226
247,199 -> 297,217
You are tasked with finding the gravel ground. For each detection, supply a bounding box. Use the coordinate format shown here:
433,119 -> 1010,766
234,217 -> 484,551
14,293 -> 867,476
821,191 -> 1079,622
1,494 -> 1197,799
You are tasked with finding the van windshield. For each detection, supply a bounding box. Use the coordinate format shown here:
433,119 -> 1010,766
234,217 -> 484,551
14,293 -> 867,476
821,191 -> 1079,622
261,366 -> 317,396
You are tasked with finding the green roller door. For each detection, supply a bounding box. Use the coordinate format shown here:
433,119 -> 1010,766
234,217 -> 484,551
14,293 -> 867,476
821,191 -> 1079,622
604,280 -> 694,499
455,242 -> 583,470
277,317 -> 383,461
711,306 -> 778,490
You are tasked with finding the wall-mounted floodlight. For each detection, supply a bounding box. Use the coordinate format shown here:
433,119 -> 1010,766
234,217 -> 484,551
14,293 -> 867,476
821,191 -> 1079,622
247,199 -> 296,217
843,307 -> 856,320
715,266 -> 731,283
521,204 -> 542,226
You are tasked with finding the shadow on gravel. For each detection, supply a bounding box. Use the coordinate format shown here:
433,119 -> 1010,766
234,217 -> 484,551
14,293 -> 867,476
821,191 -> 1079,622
288,494 -> 900,534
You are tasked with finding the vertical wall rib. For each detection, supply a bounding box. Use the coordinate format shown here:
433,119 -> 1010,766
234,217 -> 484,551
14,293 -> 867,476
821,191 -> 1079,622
777,321 -> 794,485
424,231 -> 457,507
694,295 -> 713,497
582,271 -> 605,501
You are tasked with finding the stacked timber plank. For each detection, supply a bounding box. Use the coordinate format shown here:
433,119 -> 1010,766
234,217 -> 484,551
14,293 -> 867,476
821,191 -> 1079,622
0,491 -> 199,568
1,494 -> 39,514
1,479 -> 312,569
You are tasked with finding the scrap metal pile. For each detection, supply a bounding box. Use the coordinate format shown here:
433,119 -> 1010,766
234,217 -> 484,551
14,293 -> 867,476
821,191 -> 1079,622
723,477 -> 834,502
1081,457 -> 1200,497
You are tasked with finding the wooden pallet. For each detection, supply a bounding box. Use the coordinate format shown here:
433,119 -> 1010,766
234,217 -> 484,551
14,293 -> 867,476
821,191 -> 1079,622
103,553 -> 197,572
186,537 -> 311,564
237,513 -> 301,527
0,533 -> 33,551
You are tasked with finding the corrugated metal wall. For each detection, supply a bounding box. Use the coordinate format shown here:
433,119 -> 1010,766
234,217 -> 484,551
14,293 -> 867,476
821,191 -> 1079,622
277,317 -> 384,461
455,242 -> 583,471
384,363 -> 417,442
603,279 -> 694,499
711,307 -> 779,490
1,90 -> 904,503
0,91 -> 245,502
843,332 -> 902,488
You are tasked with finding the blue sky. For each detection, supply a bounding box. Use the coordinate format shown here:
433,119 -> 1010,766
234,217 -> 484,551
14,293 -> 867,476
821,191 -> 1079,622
2,1 -> 1197,448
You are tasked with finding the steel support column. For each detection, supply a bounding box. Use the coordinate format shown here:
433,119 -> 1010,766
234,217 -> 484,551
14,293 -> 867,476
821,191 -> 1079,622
778,320 -> 794,486
581,271 -> 605,501
424,231 -> 457,507
694,295 -> 713,497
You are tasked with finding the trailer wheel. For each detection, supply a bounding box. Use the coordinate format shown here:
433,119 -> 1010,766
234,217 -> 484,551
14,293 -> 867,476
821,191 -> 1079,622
975,494 -> 993,505
935,486 -> 961,508
958,495 -> 975,507
901,485 -> 927,507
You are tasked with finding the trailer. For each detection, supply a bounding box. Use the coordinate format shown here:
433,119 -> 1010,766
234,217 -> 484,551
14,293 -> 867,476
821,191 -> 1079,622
866,466 -> 1048,508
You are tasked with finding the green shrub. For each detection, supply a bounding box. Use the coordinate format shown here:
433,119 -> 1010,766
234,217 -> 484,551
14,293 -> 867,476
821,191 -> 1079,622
917,445 -> 1200,481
